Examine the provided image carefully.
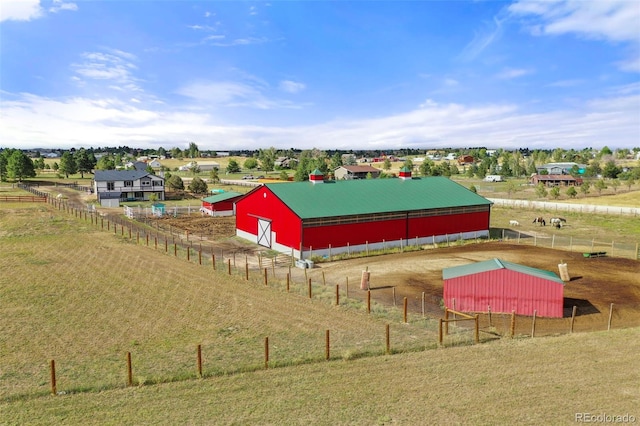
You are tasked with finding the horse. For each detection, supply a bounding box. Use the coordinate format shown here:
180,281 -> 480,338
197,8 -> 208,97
532,217 -> 546,226
509,220 -> 520,226
550,217 -> 566,229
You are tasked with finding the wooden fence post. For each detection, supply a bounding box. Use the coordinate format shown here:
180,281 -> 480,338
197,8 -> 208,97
264,337 -> 269,369
325,330 -> 330,361
245,261 -> 249,280
199,249 -> 202,265
228,259 -> 231,275
421,292 -> 425,317
50,359 -> 57,395
510,311 -> 516,338
608,303 -> 614,331
367,290 -> 371,313
403,297 -> 408,324
570,305 -> 577,333
264,268 -> 268,286
174,243 -> 177,257
126,352 -> 133,387
212,253 -> 216,270
393,287 -> 396,307
335,284 -> 340,305
438,319 -> 443,345
488,305 -> 492,327
531,310 -> 537,338
308,278 -> 312,299
386,324 -> 390,354
197,344 -> 202,378
286,273 -> 290,292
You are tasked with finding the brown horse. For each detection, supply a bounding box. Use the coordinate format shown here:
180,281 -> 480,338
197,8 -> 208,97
532,217 -> 546,226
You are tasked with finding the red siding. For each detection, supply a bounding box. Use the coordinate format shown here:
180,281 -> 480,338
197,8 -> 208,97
202,200 -> 235,211
408,211 -> 489,238
302,211 -> 489,250
443,269 -> 564,318
235,187 -> 302,249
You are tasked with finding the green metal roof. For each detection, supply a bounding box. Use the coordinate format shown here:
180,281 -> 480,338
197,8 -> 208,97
202,191 -> 243,203
264,177 -> 492,219
442,258 -> 565,285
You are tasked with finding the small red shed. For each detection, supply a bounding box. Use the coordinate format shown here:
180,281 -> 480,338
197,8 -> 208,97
443,258 -> 565,318
200,191 -> 243,217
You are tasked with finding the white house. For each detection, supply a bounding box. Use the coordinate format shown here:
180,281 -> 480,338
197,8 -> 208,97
148,159 -> 163,169
94,170 -> 165,207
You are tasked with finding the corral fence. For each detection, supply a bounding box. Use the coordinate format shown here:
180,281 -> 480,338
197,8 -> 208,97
219,179 -> 263,187
52,181 -> 93,194
4,195 -> 629,400
488,198 -> 640,216
492,228 -> 639,260
0,195 -> 47,202
16,183 -> 49,199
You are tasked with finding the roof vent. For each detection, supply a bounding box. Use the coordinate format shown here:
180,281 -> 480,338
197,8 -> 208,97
309,169 -> 324,184
399,166 -> 412,180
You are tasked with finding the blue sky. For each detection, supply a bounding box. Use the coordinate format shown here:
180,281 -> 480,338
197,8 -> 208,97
1,0 -> 639,151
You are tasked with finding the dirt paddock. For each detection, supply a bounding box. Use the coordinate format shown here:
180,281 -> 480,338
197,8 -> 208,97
316,242 -> 640,336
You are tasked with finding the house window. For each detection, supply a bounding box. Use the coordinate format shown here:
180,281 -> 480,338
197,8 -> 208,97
135,192 -> 143,198
152,180 -> 163,186
107,182 -> 115,190
124,181 -> 133,187
142,180 -> 150,186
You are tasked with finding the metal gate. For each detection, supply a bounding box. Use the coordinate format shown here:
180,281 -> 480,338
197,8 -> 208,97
257,218 -> 272,248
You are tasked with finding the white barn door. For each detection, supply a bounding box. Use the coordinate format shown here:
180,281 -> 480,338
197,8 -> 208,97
257,218 -> 272,248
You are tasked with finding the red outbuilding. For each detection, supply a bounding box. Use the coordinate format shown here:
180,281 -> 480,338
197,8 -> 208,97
200,191 -> 243,217
235,170 -> 492,260
442,258 -> 566,318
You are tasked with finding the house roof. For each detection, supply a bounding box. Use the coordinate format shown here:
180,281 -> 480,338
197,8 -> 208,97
533,174 -> 578,181
202,191 -> 243,203
94,170 -> 161,181
260,176 -> 492,219
442,258 -> 565,285
336,165 -> 381,173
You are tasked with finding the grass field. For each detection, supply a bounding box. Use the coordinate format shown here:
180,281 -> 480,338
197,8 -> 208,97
1,183 -> 639,424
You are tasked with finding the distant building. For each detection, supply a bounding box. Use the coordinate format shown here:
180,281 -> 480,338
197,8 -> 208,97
334,165 -> 381,180
93,170 -> 164,207
537,162 -> 586,175
530,174 -> 583,187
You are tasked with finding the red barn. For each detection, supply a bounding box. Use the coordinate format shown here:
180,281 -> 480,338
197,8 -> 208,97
235,170 -> 492,260
200,191 -> 243,217
443,258 -> 565,318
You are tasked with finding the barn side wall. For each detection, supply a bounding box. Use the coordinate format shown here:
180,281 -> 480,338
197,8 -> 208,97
235,187 -> 302,250
443,269 -> 564,318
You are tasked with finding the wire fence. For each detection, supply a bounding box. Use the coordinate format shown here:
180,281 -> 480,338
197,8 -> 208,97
488,198 -> 640,216
2,194 -> 633,400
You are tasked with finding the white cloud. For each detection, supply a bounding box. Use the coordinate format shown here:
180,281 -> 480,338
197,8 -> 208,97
279,80 -> 306,94
49,0 -> 77,13
459,15 -> 506,61
509,0 -> 640,72
2,89 -> 638,150
0,0 -> 43,22
71,49 -> 142,92
496,68 -> 533,79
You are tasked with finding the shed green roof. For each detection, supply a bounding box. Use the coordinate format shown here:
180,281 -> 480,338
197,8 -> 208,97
202,191 -> 243,203
442,258 -> 565,285
264,177 -> 492,219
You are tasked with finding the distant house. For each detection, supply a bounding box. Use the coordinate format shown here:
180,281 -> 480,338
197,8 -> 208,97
123,161 -> 148,171
200,191 -> 243,217
457,155 -> 475,165
148,159 -> 162,169
93,170 -> 165,207
530,174 -> 583,187
275,157 -> 294,168
178,161 -> 219,172
334,165 -> 381,180
537,162 -> 586,175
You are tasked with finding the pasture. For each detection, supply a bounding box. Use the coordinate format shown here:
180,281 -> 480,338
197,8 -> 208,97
1,184 -> 639,424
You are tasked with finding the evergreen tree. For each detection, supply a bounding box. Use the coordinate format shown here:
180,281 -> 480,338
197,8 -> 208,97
188,177 -> 208,194
75,148 -> 94,178
7,150 -> 36,181
59,151 -> 78,178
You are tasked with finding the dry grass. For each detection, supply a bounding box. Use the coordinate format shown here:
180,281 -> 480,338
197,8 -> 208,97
2,186 -> 639,424
4,328 -> 639,425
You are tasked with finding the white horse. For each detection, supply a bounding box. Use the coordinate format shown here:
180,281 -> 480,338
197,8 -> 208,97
509,220 -> 520,226
550,217 -> 566,229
